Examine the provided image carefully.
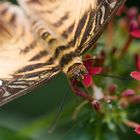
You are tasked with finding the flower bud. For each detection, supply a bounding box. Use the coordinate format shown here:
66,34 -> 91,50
91,100 -> 100,112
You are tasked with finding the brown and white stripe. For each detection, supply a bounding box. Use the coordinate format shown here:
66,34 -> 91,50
0,0 -> 126,106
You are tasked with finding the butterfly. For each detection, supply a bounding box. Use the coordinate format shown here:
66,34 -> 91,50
0,0 -> 126,106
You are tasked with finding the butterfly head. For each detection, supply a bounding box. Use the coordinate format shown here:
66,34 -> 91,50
67,63 -> 87,81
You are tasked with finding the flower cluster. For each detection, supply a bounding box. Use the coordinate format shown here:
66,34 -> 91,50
82,54 -> 103,88
131,54 -> 140,80
70,4 -> 140,137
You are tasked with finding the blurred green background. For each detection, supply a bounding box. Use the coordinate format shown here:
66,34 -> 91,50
0,0 -> 140,140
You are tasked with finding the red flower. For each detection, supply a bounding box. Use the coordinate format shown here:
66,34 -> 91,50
130,55 -> 140,81
126,6 -> 140,39
82,55 -> 102,87
129,20 -> 140,39
135,126 -> 140,135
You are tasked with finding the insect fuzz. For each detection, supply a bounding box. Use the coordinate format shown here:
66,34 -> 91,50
43,34 -> 88,81
67,63 -> 88,81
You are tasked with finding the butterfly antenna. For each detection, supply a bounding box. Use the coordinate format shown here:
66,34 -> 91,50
96,73 -> 132,81
48,87 -> 69,133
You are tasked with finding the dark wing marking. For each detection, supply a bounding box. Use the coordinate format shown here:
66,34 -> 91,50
0,2 -> 60,106
78,0 -> 126,54
18,0 -> 126,55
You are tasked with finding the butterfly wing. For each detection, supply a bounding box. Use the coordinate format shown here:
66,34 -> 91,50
0,2 -> 60,106
18,0 -> 126,54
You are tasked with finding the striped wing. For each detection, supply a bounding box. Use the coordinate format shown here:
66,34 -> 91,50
18,0 -> 126,54
0,2 -> 60,106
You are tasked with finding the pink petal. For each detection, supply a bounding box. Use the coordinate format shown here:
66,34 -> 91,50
82,74 -> 93,87
83,60 -> 93,70
130,71 -> 140,80
90,67 -> 102,75
135,126 -> 140,135
122,89 -> 135,97
135,54 -> 140,71
129,20 -> 140,38
83,54 -> 93,70
127,7 -> 138,20
130,30 -> 140,38
129,20 -> 139,32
